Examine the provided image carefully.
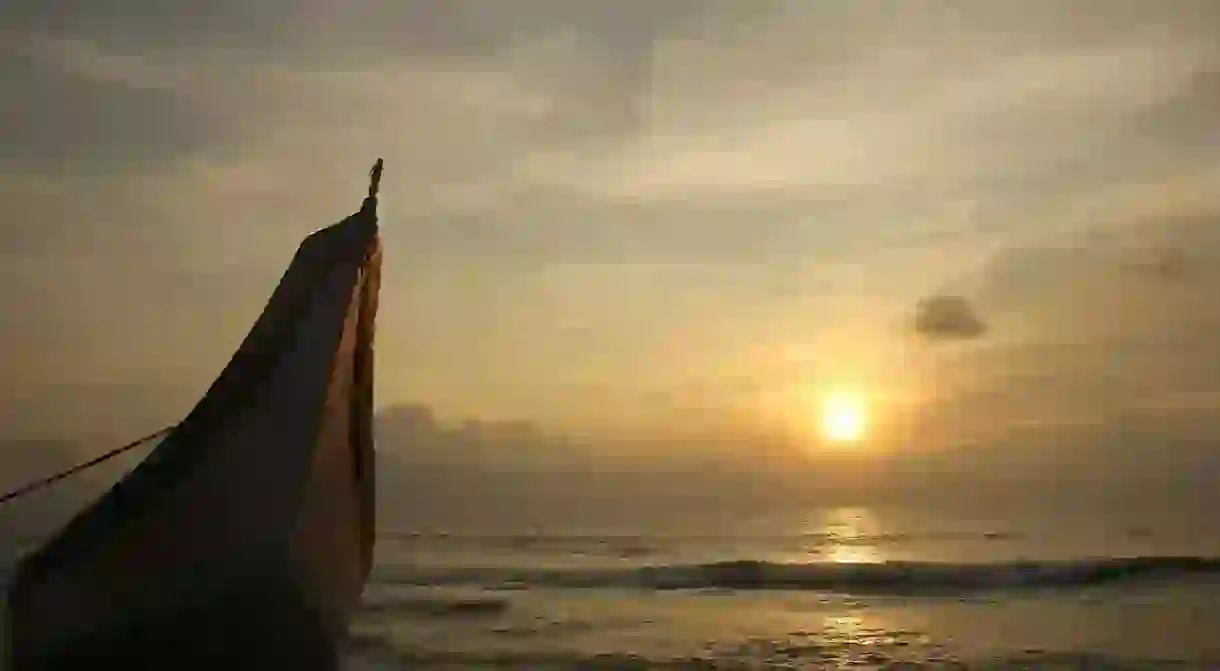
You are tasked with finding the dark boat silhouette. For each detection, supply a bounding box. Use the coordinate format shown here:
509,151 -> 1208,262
4,160 -> 386,669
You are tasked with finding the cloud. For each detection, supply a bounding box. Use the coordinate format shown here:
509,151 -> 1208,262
3,0 -> 712,157
515,7 -> 1213,201
2,0 -> 705,60
897,208 -> 1220,461
0,42 -> 213,173
912,295 -> 987,341
1125,248 -> 1189,283
4,0 -> 1220,446
972,212 -> 1220,324
371,401 -> 829,530
1134,69 -> 1220,150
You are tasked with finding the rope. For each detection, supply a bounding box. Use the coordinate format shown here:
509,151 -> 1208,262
0,426 -> 174,507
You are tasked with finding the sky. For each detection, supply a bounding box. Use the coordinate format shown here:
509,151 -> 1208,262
3,1 -> 1220,515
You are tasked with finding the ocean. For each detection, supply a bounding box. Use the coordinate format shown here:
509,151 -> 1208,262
6,505 -> 1220,669
344,505 -> 1220,669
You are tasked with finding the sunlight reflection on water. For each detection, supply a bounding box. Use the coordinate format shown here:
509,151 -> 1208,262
825,544 -> 883,564
805,506 -> 886,564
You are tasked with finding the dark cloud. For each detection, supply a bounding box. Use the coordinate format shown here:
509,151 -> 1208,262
976,214 -> 1220,313
1136,69 -> 1220,148
1,0 -> 702,59
958,0 -> 1220,45
946,64 -> 1220,201
0,2 -> 280,49
0,47 -> 211,173
345,2 -> 706,143
972,244 -> 1102,310
10,1 -> 1218,64
1124,247 -> 1189,282
368,1 -> 706,144
912,295 -> 988,341
2,1 -> 710,147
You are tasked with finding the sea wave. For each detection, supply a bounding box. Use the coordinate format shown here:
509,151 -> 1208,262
372,555 -> 1220,594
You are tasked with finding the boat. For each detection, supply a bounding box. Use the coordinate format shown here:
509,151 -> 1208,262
3,160 -> 386,669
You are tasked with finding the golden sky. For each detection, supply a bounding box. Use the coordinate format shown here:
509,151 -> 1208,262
3,0 -> 1220,480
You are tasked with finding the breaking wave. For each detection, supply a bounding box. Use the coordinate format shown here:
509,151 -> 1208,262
373,555 -> 1220,595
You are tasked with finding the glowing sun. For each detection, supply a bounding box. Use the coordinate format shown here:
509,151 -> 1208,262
819,391 -> 868,443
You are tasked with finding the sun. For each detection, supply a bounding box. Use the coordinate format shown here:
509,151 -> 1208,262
818,391 -> 868,443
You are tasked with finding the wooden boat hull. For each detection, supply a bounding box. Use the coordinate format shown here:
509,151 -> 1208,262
5,196 -> 382,669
